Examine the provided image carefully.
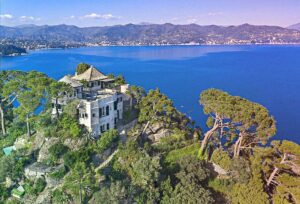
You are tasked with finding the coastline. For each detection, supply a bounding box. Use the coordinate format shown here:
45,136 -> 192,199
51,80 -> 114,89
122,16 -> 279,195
6,42 -> 300,57
2,43 -> 300,58
0,52 -> 27,57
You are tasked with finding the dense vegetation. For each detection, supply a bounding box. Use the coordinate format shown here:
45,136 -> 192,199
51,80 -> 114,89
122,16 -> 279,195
76,63 -> 90,75
0,68 -> 299,204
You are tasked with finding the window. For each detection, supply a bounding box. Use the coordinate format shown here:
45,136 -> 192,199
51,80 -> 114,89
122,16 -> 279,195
107,123 -> 110,130
98,81 -> 101,86
100,124 -> 106,133
90,82 -> 94,88
119,97 -> 123,102
106,106 -> 109,116
85,113 -> 88,118
92,113 -> 95,117
114,118 -> 117,125
99,108 -> 102,118
114,101 -> 118,110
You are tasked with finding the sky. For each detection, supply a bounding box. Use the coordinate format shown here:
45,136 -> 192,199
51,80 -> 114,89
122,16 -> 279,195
0,0 -> 299,27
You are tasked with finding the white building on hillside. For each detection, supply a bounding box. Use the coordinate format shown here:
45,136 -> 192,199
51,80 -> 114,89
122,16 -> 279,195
53,66 -> 129,136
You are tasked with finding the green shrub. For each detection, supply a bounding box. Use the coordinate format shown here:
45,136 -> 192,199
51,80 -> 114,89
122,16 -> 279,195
164,143 -> 200,168
24,180 -> 37,195
51,188 -> 71,204
37,113 -> 53,129
5,198 -> 23,204
63,152 -> 76,169
23,177 -> 47,195
210,148 -> 232,171
49,166 -> 67,180
154,129 -> 191,152
60,115 -> 82,138
97,129 -> 119,153
49,143 -> 69,162
0,154 -> 29,182
35,177 -> 47,193
76,63 -> 90,75
209,178 -> 232,193
7,121 -> 27,138
115,75 -> 126,85
0,184 -> 9,202
0,121 -> 26,150
63,148 -> 90,169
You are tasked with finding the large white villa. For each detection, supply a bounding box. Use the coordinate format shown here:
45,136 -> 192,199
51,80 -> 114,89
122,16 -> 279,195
52,66 -> 129,136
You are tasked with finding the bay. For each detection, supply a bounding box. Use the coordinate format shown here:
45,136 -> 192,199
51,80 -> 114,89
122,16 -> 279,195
1,45 -> 300,143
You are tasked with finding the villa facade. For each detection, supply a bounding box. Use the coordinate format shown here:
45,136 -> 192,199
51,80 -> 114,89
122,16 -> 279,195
52,66 -> 129,136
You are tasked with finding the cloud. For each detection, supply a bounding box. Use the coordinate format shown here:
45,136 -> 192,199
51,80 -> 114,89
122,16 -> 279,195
169,17 -> 179,23
0,14 -> 13,19
187,18 -> 198,24
208,12 -> 223,16
19,16 -> 41,22
82,13 -> 121,20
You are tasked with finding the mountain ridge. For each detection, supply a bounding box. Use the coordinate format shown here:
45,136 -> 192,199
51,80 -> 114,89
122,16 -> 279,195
1,23 -> 300,49
288,23 -> 300,31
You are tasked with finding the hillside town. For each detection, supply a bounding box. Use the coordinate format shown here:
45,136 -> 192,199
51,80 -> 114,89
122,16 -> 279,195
1,23 -> 300,53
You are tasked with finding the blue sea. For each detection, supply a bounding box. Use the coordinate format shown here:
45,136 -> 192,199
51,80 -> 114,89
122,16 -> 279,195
1,45 -> 300,143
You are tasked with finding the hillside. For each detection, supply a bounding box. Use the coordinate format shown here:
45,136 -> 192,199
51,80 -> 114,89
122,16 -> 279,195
0,68 -> 299,203
0,45 -> 27,56
1,23 -> 300,49
288,23 -> 300,31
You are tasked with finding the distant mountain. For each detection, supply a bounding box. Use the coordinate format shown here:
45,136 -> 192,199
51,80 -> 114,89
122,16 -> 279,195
16,24 -> 38,28
288,23 -> 300,31
1,23 -> 300,49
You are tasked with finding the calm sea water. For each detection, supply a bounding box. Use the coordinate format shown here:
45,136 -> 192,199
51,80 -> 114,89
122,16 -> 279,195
1,45 -> 300,143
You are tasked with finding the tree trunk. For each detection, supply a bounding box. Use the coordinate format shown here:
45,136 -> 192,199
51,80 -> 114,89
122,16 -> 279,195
266,166 -> 279,187
234,134 -> 243,158
0,106 -> 6,135
267,153 -> 287,187
142,121 -> 150,135
199,120 -> 219,156
26,115 -> 31,137
0,96 -> 17,135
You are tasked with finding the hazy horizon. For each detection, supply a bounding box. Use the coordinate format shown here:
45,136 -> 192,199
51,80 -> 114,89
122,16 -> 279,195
1,22 -> 299,29
0,0 -> 299,27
